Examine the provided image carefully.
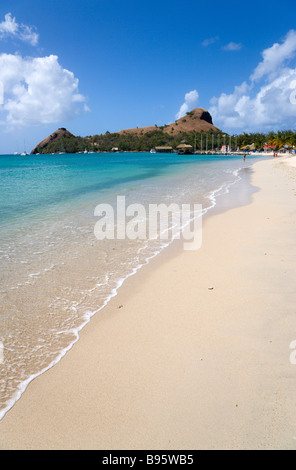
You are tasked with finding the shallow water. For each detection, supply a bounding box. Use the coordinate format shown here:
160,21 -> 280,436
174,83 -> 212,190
0,151 -> 264,419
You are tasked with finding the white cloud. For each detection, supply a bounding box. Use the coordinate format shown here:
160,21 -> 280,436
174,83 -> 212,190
251,29 -> 296,81
0,12 -> 18,35
222,42 -> 243,51
176,90 -> 199,120
0,13 -> 38,45
210,30 -> 296,132
0,53 -> 88,127
202,36 -> 219,47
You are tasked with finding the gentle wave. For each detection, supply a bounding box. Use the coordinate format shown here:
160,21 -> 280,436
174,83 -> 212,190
0,164 -> 245,421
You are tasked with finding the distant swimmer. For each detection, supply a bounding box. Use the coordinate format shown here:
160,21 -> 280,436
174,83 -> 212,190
243,154 -> 246,161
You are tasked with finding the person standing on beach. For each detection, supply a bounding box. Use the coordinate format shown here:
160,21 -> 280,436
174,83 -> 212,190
243,154 -> 246,161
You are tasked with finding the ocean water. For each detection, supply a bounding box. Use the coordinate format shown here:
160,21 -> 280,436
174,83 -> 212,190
0,151 -> 264,419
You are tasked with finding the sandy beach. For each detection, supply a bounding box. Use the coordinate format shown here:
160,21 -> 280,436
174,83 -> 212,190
0,155 -> 296,450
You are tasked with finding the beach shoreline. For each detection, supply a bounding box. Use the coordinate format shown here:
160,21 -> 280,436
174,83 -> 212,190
0,155 -> 296,449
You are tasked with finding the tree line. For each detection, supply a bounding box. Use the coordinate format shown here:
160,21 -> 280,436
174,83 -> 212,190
32,129 -> 296,154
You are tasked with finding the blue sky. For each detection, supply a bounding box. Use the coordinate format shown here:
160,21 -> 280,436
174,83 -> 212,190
1,0 -> 296,153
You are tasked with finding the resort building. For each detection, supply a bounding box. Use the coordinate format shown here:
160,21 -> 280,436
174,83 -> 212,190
154,146 -> 173,153
176,143 -> 193,154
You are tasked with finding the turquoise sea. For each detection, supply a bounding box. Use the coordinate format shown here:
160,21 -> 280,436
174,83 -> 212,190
0,151 -> 264,419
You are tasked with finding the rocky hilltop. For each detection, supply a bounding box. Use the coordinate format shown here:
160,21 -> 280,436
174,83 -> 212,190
118,108 -> 219,136
31,128 -> 75,154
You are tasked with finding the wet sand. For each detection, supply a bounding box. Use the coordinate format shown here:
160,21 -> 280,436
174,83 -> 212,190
0,156 -> 296,449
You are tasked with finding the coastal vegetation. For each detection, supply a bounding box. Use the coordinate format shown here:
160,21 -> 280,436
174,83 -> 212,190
32,129 -> 296,154
30,109 -> 296,154
237,130 -> 296,150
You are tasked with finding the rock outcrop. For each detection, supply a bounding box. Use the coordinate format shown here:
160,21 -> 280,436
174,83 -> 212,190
118,108 -> 220,136
31,128 -> 75,154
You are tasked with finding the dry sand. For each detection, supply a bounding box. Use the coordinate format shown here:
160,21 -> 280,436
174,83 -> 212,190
0,156 -> 296,450
285,156 -> 296,168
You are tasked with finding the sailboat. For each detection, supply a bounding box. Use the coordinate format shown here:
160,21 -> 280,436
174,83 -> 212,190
20,139 -> 29,156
